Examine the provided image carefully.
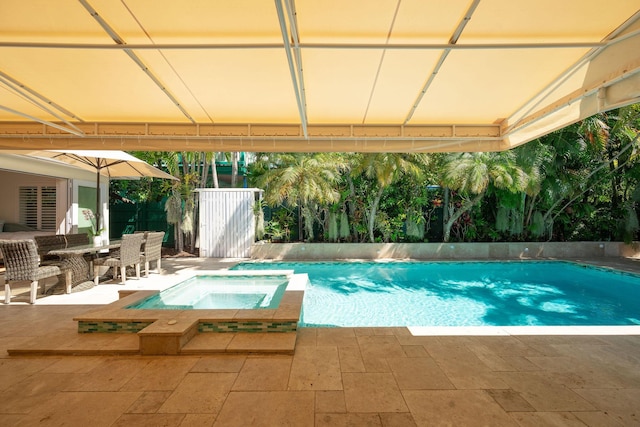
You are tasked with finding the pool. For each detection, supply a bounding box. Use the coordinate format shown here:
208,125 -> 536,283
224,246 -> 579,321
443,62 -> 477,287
127,274 -> 290,310
232,261 -> 640,327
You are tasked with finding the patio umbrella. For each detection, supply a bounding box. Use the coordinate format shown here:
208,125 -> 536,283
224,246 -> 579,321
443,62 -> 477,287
27,150 -> 178,230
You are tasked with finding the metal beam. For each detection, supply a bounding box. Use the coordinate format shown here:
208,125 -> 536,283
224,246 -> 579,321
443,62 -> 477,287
0,121 -> 506,151
0,41 -> 610,50
78,0 -> 195,125
404,0 -> 481,124
0,121 -> 501,139
504,11 -> 640,135
284,0 -> 309,132
0,134 -> 506,153
275,0 -> 308,137
0,107 -> 85,136
0,70 -> 84,124
505,58 -> 640,137
363,0 -> 402,123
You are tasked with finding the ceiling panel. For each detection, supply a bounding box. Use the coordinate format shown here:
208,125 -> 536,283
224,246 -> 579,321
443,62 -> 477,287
153,49 -> 300,123
411,48 -> 590,124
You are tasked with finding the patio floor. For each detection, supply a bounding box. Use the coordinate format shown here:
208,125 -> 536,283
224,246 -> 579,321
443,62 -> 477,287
1,257 -> 640,426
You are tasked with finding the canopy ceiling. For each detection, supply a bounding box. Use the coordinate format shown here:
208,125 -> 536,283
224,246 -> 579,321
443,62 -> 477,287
0,0 -> 639,153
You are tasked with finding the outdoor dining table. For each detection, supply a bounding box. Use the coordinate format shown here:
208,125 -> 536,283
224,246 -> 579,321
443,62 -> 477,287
48,240 -> 121,293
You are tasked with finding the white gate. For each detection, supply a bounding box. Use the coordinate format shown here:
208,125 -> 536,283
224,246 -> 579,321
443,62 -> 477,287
197,189 -> 261,258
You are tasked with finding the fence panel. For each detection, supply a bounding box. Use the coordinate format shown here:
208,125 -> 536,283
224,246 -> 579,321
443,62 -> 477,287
109,201 -> 174,246
197,189 -> 258,258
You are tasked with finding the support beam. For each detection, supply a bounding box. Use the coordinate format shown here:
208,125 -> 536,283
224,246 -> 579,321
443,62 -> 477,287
0,70 -> 83,124
0,107 -> 85,136
78,0 -> 195,125
0,122 -> 501,138
0,122 -> 508,152
275,0 -> 308,137
0,41 -> 610,50
0,122 -> 503,153
505,11 -> 640,135
404,0 -> 481,124
0,135 -> 506,153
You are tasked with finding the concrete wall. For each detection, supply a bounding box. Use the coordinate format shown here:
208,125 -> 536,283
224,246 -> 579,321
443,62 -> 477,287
250,241 -> 640,260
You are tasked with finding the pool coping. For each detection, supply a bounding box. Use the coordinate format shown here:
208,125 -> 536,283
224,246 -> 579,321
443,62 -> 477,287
408,325 -> 640,336
71,270 -> 307,355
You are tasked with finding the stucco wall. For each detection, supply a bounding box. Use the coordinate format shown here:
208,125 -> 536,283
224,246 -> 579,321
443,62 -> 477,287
250,242 -> 640,260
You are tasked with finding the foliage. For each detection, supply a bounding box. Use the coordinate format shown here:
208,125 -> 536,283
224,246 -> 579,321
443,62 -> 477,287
351,153 -> 430,242
115,106 -> 640,246
81,209 -> 105,237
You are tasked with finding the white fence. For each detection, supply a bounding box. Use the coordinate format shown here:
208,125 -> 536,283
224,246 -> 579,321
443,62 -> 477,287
197,189 -> 261,258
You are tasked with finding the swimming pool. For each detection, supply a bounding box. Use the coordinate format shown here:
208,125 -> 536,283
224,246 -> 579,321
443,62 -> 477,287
232,261 -> 640,327
127,274 -> 290,310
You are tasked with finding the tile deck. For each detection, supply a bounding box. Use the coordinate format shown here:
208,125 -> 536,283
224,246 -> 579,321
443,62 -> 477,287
1,257 -> 640,425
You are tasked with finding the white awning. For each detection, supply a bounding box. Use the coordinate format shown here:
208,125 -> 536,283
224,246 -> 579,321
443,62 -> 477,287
0,0 -> 638,152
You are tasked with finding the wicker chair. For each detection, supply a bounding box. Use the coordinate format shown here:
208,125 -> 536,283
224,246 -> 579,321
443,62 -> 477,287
140,231 -> 165,277
65,233 -> 89,247
34,235 -> 66,264
93,233 -> 144,285
0,239 -> 64,304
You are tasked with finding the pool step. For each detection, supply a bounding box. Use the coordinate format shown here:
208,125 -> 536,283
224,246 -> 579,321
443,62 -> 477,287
181,332 -> 297,355
7,328 -> 297,356
136,317 -> 298,355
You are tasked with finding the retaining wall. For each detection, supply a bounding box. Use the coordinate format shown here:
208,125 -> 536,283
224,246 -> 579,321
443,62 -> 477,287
250,241 -> 640,260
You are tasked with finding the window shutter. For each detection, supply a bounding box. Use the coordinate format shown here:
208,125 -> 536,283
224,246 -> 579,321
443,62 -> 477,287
19,185 -> 57,231
19,186 -> 38,229
41,186 -> 57,230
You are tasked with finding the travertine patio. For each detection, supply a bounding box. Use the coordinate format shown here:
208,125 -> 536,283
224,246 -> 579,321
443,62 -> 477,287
1,257 -> 640,426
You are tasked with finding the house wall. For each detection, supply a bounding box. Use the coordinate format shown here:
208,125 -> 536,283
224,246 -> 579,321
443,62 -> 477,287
0,170 -> 69,232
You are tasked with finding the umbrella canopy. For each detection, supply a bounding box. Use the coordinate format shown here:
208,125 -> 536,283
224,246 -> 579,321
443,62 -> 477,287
27,150 -> 178,230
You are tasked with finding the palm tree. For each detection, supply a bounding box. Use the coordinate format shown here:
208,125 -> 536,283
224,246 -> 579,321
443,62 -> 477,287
536,106 -> 640,240
250,153 -> 348,241
351,153 -> 430,242
440,151 -> 527,242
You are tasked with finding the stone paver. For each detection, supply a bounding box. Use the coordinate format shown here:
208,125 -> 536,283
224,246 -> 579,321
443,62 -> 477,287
232,355 -> 292,390
0,258 -> 639,425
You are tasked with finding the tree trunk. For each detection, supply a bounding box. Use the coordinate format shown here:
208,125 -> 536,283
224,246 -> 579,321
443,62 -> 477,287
200,152 -> 209,188
211,153 -> 220,188
347,176 -> 359,242
368,187 -> 384,243
231,152 -> 239,187
543,133 -> 638,225
175,216 -> 184,253
443,193 -> 484,242
442,187 -> 450,241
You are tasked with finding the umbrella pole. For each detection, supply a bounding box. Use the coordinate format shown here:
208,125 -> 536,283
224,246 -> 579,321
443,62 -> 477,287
96,163 -> 101,233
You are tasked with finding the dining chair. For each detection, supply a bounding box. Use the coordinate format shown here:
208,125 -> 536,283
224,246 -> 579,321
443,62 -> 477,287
0,239 -> 64,304
34,235 -> 66,265
93,233 -> 144,285
65,233 -> 89,247
140,231 -> 165,277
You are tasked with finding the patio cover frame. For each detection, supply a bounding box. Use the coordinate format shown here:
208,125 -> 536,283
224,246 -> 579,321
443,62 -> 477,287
0,0 -> 639,153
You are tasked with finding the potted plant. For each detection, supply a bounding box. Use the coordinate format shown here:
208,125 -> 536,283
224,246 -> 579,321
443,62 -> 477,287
82,209 -> 105,246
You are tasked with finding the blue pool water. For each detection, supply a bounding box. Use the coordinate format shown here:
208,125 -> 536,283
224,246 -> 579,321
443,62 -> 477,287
232,261 -> 640,327
127,275 -> 289,310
